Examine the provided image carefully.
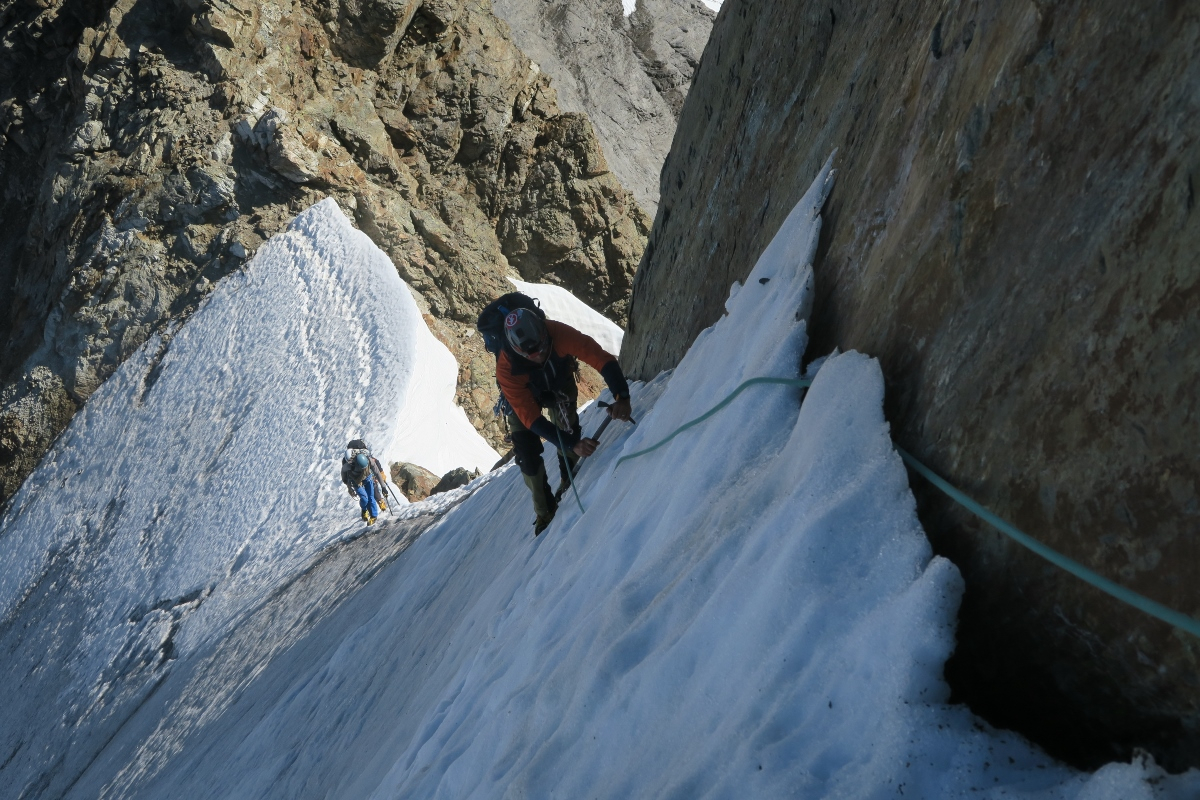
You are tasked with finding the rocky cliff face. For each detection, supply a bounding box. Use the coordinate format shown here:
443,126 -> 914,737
624,0 -> 1200,771
0,0 -> 650,502
490,0 -> 714,215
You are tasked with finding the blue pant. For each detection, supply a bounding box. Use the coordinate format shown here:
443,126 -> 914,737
355,476 -> 381,518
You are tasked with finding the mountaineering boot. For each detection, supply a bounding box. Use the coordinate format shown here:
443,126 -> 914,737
524,463 -> 557,535
534,488 -> 559,535
379,500 -> 388,512
361,509 -> 370,521
366,514 -> 377,526
556,449 -> 580,492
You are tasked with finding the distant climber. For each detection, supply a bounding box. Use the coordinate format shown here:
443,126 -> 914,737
341,439 -> 391,524
477,293 -> 632,535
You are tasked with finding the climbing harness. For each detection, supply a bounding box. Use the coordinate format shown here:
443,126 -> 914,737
492,393 -> 514,420
610,374 -> 1200,641
554,391 -> 577,436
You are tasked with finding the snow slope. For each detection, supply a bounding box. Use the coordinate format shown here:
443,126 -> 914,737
2,175 -> 1197,799
0,200 -> 497,797
508,277 -> 625,357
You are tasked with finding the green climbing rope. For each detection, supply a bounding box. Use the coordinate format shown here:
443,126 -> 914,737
610,374 -> 1200,640
614,377 -> 813,468
895,447 -> 1200,639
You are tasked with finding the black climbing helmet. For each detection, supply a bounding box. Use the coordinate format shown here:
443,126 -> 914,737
477,292 -> 544,356
504,307 -> 549,359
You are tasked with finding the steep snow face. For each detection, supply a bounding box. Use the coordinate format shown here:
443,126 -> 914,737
0,200 -> 498,798
3,174 -> 1198,799
5,162 -> 1194,800
509,277 -> 625,357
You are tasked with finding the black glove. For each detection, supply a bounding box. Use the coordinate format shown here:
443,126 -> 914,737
600,360 -> 630,401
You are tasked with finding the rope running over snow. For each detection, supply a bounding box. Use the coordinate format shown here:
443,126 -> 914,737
610,375 -> 1200,640
615,377 -> 814,467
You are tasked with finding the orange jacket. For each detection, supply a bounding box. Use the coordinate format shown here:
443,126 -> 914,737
497,319 -> 616,430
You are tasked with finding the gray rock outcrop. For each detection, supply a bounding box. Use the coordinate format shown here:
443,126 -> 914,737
622,0 -> 1200,772
490,0 -> 714,215
429,466 -> 477,496
0,0 -> 650,504
390,462 -> 478,501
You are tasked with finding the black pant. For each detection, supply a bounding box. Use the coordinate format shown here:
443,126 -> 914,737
508,380 -> 580,520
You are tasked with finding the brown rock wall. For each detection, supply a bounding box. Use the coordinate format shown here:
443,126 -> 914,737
623,0 -> 1200,770
0,0 -> 648,502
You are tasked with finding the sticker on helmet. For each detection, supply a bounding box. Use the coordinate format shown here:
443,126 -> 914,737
505,311 -> 520,329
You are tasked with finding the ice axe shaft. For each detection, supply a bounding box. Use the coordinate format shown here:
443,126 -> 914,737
370,462 -> 397,516
589,415 -> 613,441
578,401 -> 632,458
572,415 -> 611,464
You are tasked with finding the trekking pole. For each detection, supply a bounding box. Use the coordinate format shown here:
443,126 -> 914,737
381,480 -> 397,515
383,476 -> 398,515
372,462 -> 397,516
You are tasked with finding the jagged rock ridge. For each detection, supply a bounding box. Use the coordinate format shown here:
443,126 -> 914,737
0,0 -> 651,503
490,0 -> 715,216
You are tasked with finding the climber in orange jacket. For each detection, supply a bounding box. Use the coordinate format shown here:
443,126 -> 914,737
493,305 -> 632,534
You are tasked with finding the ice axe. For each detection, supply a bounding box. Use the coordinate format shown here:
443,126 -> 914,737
370,460 -> 397,516
553,399 -> 637,514
596,400 -> 636,426
578,400 -> 636,456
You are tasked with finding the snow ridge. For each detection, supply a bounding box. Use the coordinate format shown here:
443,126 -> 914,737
0,200 -> 496,798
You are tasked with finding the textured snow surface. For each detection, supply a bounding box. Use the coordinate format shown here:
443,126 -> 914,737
508,276 -> 624,357
0,200 -> 498,798
1,178 -> 1197,799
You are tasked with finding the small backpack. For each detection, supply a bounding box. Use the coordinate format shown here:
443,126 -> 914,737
476,292 -> 545,357
345,439 -> 385,480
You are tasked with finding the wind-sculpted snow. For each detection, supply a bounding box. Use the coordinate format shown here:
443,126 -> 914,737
3,173 -> 1198,799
